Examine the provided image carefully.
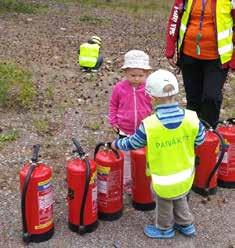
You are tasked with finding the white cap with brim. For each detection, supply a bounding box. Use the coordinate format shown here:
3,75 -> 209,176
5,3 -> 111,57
121,50 -> 152,70
145,69 -> 179,97
91,35 -> 102,45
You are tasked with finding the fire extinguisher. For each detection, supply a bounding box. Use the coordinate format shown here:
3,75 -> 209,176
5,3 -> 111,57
94,142 -> 124,221
19,144 -> 54,243
193,121 -> 226,196
216,118 -> 235,188
66,138 -> 98,234
130,147 -> 156,211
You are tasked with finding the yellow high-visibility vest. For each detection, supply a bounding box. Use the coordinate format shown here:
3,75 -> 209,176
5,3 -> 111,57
178,0 -> 233,64
143,109 -> 199,199
78,43 -> 100,67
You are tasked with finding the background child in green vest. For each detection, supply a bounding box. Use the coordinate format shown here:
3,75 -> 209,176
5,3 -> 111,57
78,35 -> 103,72
111,69 -> 205,239
108,50 -> 152,194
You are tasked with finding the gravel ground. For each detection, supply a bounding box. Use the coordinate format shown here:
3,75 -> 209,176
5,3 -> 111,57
0,1 -> 235,247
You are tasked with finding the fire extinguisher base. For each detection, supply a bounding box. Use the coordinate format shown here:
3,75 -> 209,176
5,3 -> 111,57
132,201 -> 156,211
218,179 -> 235,188
98,209 -> 123,221
68,221 -> 98,234
23,228 -> 54,243
192,186 -> 217,196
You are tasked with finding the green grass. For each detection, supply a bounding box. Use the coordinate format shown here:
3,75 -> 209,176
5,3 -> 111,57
0,61 -> 36,109
55,0 -> 171,13
0,0 -> 47,14
32,119 -> 50,135
0,129 -> 19,148
79,15 -> 111,25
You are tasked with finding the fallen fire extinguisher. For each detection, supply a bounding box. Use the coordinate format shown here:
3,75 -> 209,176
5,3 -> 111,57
130,148 -> 156,211
193,121 -> 226,196
66,138 -> 98,234
19,144 -> 54,243
94,142 -> 124,221
216,118 -> 235,188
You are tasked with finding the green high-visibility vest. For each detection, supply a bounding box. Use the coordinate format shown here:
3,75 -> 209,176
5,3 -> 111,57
178,0 -> 234,64
78,43 -> 100,67
143,109 -> 199,199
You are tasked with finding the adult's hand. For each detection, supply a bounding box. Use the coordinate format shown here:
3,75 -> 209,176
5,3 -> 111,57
167,58 -> 177,68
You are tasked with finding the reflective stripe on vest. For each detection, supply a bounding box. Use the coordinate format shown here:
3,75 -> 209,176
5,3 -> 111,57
143,109 -> 199,199
79,43 -> 100,67
151,167 -> 194,186
178,0 -> 233,64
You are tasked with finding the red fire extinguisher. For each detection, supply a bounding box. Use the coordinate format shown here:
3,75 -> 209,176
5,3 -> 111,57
216,118 -> 235,188
94,142 -> 124,221
66,138 -> 98,234
19,144 -> 54,243
130,148 -> 156,211
193,121 -> 226,196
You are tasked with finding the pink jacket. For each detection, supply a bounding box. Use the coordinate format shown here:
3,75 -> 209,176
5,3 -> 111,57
108,79 -> 152,135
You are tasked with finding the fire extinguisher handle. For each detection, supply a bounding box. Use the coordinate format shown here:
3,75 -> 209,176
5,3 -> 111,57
106,142 -> 120,158
226,118 -> 235,124
72,138 -> 85,158
94,142 -> 120,159
200,119 -> 212,129
94,142 -> 106,159
31,144 -> 40,163
213,119 -> 227,128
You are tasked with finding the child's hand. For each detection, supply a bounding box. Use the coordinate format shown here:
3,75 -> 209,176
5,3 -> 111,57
111,141 -> 117,151
112,125 -> 119,134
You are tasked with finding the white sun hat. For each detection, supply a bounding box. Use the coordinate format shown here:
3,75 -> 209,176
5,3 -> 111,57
145,69 -> 179,97
121,50 -> 152,70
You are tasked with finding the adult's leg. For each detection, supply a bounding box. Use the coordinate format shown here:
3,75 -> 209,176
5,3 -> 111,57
180,54 -> 204,117
201,59 -> 228,127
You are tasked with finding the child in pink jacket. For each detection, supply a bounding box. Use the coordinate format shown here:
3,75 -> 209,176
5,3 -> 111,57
108,50 -> 152,193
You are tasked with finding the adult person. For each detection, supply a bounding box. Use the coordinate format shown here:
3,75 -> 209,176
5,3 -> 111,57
165,0 -> 235,127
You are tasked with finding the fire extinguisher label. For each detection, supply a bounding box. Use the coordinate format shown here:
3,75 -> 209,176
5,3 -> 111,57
36,178 -> 53,230
228,144 -> 235,167
97,165 -> 110,194
92,185 -> 98,214
222,151 -> 228,164
97,164 -> 122,207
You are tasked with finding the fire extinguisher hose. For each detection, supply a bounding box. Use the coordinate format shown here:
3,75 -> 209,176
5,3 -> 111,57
21,144 -> 40,243
200,120 -> 226,195
71,138 -> 90,234
79,158 -> 90,233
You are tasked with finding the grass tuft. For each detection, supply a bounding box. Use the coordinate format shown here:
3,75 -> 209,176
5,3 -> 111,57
0,129 -> 19,149
0,0 -> 47,14
0,61 -> 36,109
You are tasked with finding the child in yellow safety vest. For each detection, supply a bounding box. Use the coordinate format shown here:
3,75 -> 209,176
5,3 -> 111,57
111,69 -> 205,239
78,35 -> 103,72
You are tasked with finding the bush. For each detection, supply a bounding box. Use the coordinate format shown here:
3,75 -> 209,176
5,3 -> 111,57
0,61 -> 36,109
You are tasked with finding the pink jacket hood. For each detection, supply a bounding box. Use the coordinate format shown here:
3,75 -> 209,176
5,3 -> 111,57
108,79 -> 152,135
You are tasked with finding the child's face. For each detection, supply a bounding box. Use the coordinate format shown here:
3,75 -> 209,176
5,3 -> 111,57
124,68 -> 149,86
